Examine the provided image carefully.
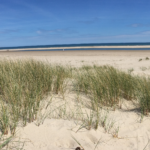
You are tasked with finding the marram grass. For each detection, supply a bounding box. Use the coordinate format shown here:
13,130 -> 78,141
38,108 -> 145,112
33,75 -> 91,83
74,65 -> 138,109
0,59 -> 70,136
0,59 -> 150,148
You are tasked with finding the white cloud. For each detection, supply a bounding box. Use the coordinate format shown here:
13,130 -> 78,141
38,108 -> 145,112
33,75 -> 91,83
0,29 -> 18,34
131,24 -> 141,27
36,30 -> 42,34
36,29 -> 65,34
36,28 -> 77,35
141,31 -> 150,35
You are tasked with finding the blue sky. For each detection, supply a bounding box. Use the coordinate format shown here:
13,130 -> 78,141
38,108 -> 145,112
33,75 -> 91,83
0,0 -> 150,47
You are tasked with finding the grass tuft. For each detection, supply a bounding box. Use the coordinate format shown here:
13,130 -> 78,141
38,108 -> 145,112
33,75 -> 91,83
145,57 -> 149,60
75,65 -> 137,109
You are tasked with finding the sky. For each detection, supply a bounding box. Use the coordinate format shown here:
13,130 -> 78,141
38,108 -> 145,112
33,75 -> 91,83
0,0 -> 150,47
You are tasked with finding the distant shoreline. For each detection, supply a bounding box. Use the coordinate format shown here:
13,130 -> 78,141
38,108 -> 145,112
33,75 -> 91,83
1,45 -> 150,52
0,50 -> 150,57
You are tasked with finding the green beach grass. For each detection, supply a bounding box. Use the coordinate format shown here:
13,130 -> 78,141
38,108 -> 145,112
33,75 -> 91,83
0,59 -> 150,148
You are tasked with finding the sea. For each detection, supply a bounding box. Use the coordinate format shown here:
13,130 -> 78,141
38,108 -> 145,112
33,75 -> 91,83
0,42 -> 150,51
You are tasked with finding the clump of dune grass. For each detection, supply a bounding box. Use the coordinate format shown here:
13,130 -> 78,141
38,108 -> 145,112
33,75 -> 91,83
74,65 -> 137,109
0,59 -> 54,130
0,59 -> 70,136
145,57 -> 149,60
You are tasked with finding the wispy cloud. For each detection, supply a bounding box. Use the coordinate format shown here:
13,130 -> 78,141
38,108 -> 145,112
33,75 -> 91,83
141,30 -> 150,35
130,23 -> 150,27
0,29 -> 19,34
77,30 -> 150,40
131,24 -> 143,27
78,17 -> 102,24
36,28 -> 77,35
102,30 -> 150,39
37,29 -> 66,34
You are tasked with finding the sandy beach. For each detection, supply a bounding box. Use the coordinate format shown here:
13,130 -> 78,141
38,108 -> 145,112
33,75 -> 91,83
1,45 -> 150,51
1,50 -> 150,150
1,50 -> 150,75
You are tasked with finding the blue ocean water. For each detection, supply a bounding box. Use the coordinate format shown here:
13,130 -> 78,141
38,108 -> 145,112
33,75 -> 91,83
1,42 -> 150,51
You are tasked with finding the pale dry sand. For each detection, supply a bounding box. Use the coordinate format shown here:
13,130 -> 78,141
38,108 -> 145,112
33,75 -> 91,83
1,50 -> 150,150
1,50 -> 150,75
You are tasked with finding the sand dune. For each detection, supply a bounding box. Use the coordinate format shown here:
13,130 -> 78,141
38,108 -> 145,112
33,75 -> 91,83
1,50 -> 150,150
